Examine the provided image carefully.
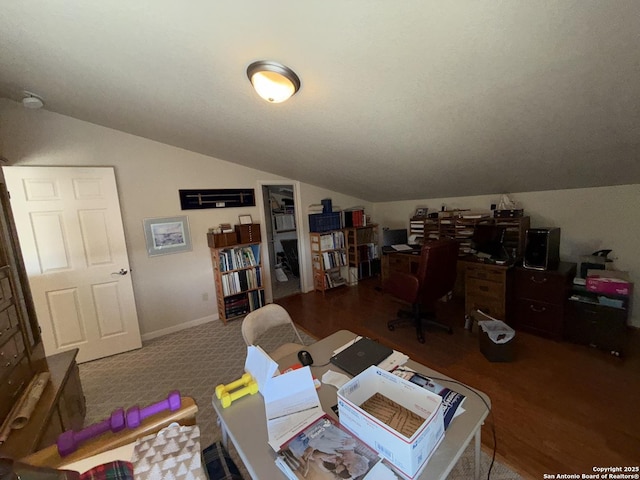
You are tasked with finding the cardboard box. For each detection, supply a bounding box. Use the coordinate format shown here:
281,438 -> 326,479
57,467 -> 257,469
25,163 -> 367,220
586,270 -> 632,296
337,366 -> 444,479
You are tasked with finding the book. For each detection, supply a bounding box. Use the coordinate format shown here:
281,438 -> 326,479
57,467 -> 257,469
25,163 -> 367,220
391,367 -> 466,430
275,416 -> 398,480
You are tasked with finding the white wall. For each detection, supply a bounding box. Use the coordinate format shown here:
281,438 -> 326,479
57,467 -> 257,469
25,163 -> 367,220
3,99 -> 636,333
0,100 -> 370,338
373,187 -> 640,327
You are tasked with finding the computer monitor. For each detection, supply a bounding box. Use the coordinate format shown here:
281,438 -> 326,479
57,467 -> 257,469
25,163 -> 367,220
471,224 -> 505,257
382,228 -> 408,246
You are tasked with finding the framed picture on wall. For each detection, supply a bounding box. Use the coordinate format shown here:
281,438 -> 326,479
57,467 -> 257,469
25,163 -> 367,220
143,216 -> 192,256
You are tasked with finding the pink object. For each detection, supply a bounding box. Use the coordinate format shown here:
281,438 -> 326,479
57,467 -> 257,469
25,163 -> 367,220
586,272 -> 632,296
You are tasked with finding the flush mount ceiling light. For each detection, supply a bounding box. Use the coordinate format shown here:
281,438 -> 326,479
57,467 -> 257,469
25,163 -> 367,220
22,91 -> 44,109
247,61 -> 300,103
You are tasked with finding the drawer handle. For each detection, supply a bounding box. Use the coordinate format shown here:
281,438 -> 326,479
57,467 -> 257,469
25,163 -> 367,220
4,361 -> 11,367
530,276 -> 548,284
529,305 -> 547,313
478,274 -> 487,280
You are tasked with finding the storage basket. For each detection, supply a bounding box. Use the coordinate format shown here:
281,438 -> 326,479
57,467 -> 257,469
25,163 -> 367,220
308,212 -> 342,232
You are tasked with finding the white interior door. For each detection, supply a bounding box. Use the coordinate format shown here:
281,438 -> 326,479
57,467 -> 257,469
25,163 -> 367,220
3,166 -> 141,363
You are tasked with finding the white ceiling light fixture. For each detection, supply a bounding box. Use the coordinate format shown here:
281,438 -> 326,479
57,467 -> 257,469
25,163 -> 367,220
247,61 -> 300,103
22,91 -> 45,109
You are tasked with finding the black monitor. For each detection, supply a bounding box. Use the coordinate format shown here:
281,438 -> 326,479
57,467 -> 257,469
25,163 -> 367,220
382,228 -> 408,246
472,224 -> 505,257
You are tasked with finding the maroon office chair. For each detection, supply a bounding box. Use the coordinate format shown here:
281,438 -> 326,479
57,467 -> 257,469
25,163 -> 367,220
385,239 -> 459,343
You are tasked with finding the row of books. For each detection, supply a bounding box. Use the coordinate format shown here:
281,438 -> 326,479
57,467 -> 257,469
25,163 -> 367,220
223,289 -> 265,317
314,231 -> 345,251
221,267 -> 262,296
322,251 -> 347,270
324,271 -> 346,288
344,208 -> 366,228
223,294 -> 250,317
218,245 -> 260,272
355,243 -> 378,262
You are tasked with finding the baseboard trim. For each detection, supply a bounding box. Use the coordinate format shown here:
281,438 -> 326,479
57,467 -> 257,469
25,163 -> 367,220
141,313 -> 218,342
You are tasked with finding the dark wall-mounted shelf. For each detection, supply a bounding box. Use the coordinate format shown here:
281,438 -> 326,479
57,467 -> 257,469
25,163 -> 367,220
179,189 -> 255,210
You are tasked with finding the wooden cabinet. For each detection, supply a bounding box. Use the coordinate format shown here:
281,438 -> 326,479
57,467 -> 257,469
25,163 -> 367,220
344,225 -> 379,285
210,242 -> 265,324
565,286 -> 629,356
0,177 -> 86,456
310,230 -> 347,293
0,349 -> 85,458
463,260 -> 512,322
513,262 -> 576,339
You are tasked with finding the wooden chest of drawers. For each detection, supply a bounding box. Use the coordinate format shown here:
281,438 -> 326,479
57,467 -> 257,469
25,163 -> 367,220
464,261 -> 512,322
513,262 -> 576,339
0,265 -> 33,423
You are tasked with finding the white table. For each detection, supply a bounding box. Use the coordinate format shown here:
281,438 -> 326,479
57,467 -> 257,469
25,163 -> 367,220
212,330 -> 490,479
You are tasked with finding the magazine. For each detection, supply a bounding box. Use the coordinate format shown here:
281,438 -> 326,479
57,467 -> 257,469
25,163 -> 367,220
274,415 -> 399,480
391,367 -> 466,430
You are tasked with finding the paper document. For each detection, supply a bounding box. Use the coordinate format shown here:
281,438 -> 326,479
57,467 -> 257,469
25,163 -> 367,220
245,345 -> 279,392
391,244 -> 413,251
263,366 -> 324,451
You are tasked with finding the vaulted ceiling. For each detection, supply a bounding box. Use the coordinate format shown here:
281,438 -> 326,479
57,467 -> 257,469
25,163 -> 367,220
1,1 -> 639,202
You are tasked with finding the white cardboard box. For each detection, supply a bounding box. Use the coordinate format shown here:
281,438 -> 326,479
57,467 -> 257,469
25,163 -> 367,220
337,366 -> 445,479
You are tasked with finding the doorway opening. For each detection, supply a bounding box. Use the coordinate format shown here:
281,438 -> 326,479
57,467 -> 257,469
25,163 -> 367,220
262,184 -> 301,299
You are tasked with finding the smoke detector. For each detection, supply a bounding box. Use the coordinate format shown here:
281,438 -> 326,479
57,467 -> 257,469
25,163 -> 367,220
22,91 -> 44,109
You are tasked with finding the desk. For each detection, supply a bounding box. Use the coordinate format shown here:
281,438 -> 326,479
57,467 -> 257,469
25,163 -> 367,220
213,330 -> 490,480
382,251 -> 513,322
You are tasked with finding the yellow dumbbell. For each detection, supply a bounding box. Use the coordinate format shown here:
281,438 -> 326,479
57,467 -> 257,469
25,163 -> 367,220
220,380 -> 259,408
215,373 -> 254,400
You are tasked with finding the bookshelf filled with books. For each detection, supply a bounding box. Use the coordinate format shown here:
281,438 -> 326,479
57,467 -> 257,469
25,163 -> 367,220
310,230 -> 347,293
344,224 -> 380,285
210,242 -> 265,324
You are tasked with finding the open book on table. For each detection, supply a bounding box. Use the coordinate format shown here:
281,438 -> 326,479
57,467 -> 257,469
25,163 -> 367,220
274,415 -> 398,480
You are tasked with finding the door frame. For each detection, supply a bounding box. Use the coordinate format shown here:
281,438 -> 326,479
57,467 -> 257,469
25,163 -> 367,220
256,180 -> 308,301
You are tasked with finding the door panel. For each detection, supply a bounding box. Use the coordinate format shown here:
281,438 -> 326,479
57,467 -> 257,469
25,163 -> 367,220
3,166 -> 141,362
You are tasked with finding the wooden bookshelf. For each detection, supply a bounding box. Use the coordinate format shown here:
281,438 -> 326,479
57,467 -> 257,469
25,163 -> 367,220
344,224 -> 379,285
210,242 -> 265,324
310,230 -> 347,293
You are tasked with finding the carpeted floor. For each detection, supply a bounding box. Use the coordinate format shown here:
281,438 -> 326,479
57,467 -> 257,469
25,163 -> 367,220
79,318 -> 522,479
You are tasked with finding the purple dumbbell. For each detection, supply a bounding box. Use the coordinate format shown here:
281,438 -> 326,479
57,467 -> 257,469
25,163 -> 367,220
57,407 -> 126,457
125,390 -> 181,429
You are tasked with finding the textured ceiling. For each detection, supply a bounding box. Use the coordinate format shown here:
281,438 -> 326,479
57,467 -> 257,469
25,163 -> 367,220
1,1 -> 639,202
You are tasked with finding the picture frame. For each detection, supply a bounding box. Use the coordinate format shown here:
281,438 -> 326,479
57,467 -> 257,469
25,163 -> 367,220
239,214 -> 253,225
143,216 -> 192,256
414,207 -> 428,218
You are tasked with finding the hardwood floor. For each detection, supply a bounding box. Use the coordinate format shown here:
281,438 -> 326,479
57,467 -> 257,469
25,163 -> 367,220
276,278 -> 640,480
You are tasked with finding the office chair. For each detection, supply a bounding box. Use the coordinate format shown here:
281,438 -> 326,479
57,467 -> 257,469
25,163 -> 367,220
241,304 -> 306,361
385,239 -> 459,343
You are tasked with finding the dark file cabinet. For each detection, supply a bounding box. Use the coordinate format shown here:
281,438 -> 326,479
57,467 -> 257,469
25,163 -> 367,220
513,262 -> 576,339
566,286 -> 629,357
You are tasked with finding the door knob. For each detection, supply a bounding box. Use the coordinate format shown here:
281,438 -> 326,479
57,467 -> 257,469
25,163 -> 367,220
112,269 -> 129,276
